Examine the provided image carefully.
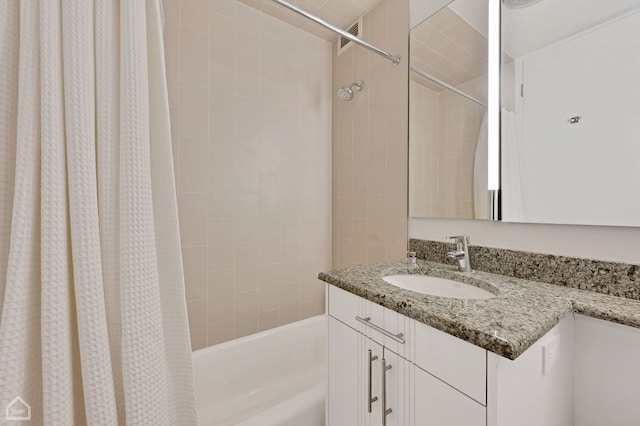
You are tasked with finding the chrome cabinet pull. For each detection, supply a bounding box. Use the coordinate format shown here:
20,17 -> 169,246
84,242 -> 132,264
368,349 -> 379,413
382,358 -> 392,426
355,316 -> 405,344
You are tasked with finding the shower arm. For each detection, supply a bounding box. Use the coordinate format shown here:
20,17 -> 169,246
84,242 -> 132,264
271,0 -> 401,66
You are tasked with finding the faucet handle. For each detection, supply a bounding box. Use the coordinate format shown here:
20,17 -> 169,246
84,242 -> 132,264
407,251 -> 417,258
447,235 -> 470,244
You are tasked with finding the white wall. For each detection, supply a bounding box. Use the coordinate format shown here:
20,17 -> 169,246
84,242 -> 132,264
514,10 -> 640,227
409,218 -> 640,264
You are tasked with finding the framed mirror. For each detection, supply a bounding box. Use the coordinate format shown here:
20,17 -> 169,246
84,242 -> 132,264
500,0 -> 640,227
408,0 -> 491,220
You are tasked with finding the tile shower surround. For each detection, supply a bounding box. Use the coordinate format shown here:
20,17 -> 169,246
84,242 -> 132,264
165,0 -> 332,350
409,239 -> 640,300
331,0 -> 409,269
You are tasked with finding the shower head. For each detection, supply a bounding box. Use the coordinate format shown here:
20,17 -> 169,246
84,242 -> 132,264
337,80 -> 364,101
502,0 -> 543,9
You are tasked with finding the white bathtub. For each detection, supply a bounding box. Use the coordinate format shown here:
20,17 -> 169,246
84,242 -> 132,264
192,315 -> 327,426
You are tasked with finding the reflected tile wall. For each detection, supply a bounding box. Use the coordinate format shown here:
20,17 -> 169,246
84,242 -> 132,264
409,75 -> 486,219
165,0 -> 332,350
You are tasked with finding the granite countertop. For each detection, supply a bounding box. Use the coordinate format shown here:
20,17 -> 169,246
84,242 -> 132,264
318,259 -> 640,360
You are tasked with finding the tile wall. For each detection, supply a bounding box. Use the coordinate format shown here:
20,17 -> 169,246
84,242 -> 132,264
164,0 -> 332,349
331,0 -> 409,269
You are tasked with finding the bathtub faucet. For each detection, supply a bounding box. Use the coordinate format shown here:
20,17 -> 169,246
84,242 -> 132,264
446,235 -> 473,273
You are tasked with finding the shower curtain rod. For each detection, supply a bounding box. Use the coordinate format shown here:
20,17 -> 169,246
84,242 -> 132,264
271,0 -> 401,65
410,65 -> 487,107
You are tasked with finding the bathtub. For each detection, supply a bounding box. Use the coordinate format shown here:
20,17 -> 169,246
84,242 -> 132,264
192,315 -> 327,426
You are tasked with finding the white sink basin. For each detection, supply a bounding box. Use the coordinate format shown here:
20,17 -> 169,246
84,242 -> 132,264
382,274 -> 495,300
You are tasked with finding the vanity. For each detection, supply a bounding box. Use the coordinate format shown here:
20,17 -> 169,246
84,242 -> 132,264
320,248 -> 640,426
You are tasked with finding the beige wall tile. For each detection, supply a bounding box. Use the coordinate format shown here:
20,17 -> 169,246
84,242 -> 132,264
207,269 -> 234,323
235,290 -> 258,337
163,0 -> 180,51
181,0 -> 210,33
279,284 -> 299,325
178,193 -> 207,247
180,82 -> 209,140
171,1 -> 331,349
178,139 -> 208,192
180,28 -> 209,87
183,246 -> 208,301
187,300 -> 207,350
207,318 -> 235,346
258,308 -> 280,332
210,0 -> 237,19
208,219 -> 234,270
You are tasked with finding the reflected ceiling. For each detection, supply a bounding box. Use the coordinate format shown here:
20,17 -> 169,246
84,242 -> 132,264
411,6 -> 487,91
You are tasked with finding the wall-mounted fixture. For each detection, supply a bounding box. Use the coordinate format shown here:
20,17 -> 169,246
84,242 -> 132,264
337,81 -> 364,101
488,0 -> 501,194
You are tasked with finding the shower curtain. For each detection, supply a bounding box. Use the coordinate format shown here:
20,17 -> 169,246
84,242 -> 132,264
473,112 -> 489,220
0,1 -> 196,424
501,109 -> 524,221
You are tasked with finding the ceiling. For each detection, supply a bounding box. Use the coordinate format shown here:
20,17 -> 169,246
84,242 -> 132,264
503,0 -> 640,58
238,0 -> 383,41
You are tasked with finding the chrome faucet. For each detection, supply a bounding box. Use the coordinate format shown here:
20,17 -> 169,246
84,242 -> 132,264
407,251 -> 418,266
446,235 -> 473,272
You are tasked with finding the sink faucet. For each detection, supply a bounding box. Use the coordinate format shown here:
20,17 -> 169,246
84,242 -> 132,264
446,235 -> 473,272
407,251 -> 418,266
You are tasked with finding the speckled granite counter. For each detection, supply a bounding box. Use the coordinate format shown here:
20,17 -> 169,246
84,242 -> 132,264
318,259 -> 640,360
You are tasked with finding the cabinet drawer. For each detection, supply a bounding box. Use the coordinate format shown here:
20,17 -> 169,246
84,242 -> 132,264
414,321 -> 487,405
327,285 -> 365,330
328,285 -> 410,356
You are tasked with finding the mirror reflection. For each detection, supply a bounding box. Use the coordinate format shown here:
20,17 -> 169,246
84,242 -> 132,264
408,0 -> 490,220
500,0 -> 640,226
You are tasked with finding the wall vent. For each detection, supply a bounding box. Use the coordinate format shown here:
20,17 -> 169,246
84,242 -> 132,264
337,18 -> 363,55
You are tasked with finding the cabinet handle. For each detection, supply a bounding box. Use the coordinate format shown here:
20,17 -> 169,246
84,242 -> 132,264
382,358 -> 392,426
368,349 -> 379,413
355,316 -> 405,344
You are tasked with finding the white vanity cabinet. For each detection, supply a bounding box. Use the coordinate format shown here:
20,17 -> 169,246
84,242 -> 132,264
413,364 -> 485,426
327,286 -> 486,426
328,316 -> 410,426
327,285 -> 574,426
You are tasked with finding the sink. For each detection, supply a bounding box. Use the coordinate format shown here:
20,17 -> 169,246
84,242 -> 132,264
382,274 -> 495,300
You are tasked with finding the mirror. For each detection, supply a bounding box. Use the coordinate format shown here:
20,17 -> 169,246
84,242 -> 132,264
500,0 -> 640,227
408,0 -> 491,220
409,0 -> 640,227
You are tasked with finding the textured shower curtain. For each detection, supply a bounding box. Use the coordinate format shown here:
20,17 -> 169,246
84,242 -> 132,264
0,1 -> 196,424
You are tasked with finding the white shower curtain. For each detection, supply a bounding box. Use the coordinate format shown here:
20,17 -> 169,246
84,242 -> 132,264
473,112 -> 489,220
0,1 -> 196,424
501,108 -> 524,222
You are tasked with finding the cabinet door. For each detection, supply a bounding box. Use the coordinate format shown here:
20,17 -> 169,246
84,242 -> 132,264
382,348 -> 411,426
414,364 -> 486,426
329,316 -> 361,426
329,316 -> 388,426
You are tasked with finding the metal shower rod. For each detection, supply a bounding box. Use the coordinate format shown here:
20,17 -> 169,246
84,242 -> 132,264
410,65 -> 487,107
271,0 -> 401,65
